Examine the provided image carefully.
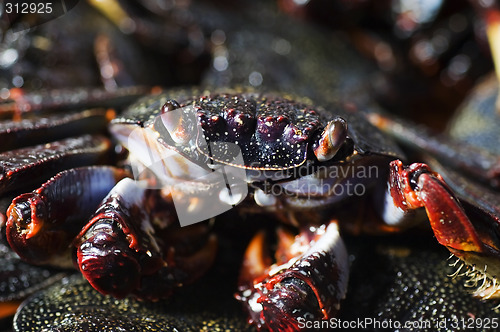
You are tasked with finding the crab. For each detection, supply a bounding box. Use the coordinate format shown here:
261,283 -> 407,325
1,85 -> 499,331
0,0 -> 500,331
115,89 -> 500,330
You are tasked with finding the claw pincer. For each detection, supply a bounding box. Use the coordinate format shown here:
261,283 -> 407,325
236,222 -> 348,331
388,160 -> 500,298
5,166 -> 129,267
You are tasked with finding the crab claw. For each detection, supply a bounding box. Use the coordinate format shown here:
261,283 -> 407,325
388,160 -> 500,298
5,166 -> 128,267
235,221 -> 348,331
75,178 -> 217,300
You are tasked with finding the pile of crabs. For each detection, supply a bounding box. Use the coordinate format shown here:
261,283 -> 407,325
0,0 -> 500,331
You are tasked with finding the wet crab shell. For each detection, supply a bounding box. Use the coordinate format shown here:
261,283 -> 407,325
110,88 -> 404,184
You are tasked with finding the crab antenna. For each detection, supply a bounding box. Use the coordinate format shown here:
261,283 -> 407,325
313,117 -> 348,162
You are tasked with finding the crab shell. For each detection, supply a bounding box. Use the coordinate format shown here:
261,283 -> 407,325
110,88 -> 404,197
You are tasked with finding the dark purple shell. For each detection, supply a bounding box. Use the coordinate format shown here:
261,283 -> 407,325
112,89 -> 326,171
195,93 -> 323,170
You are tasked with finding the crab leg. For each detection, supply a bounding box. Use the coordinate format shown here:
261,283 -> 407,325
75,178 -> 217,300
0,86 -> 149,119
385,160 -> 500,298
235,221 -> 348,332
0,108 -> 111,153
366,111 -> 500,188
4,166 -> 129,267
0,134 -> 112,195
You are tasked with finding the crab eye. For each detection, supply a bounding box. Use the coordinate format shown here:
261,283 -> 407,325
154,99 -> 195,145
313,117 -> 347,162
160,100 -> 181,114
